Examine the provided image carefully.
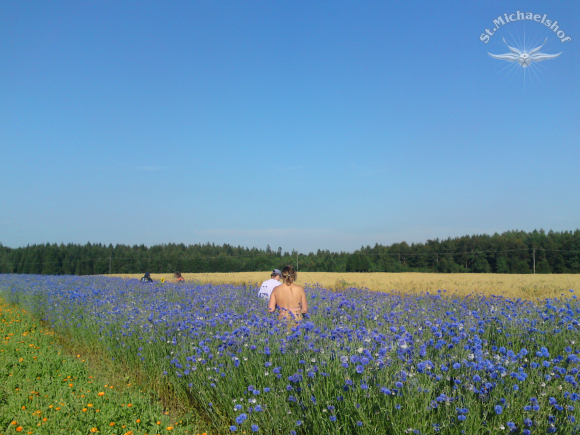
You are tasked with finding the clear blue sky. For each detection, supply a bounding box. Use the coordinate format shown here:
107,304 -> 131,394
1,1 -> 579,253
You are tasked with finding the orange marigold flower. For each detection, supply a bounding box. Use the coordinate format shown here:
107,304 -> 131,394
110,422 -> 116,426
156,421 -> 161,425
127,403 -> 132,407
136,419 -> 141,423
16,427 -> 23,432
11,421 -> 17,425
90,428 -> 98,433
167,427 -> 173,431
82,408 -> 88,412
69,383 -> 73,387
98,392 -> 105,396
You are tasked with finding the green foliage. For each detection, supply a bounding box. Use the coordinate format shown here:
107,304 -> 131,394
0,299 -> 197,434
1,229 -> 579,274
495,256 -> 509,274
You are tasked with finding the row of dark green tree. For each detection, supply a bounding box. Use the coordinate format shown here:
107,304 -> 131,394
1,229 -> 579,275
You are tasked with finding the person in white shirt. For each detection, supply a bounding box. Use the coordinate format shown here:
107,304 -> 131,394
257,269 -> 282,300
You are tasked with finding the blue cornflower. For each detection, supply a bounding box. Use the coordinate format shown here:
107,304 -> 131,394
230,426 -> 237,432
254,405 -> 262,412
252,389 -> 260,395
296,420 -> 302,426
473,375 -> 481,383
329,416 -> 337,422
458,415 -> 466,421
395,382 -> 403,388
235,414 -> 247,424
357,421 -> 363,426
494,405 -> 503,415
453,363 -> 461,369
356,365 -> 364,374
234,404 -> 242,411
251,424 -> 259,432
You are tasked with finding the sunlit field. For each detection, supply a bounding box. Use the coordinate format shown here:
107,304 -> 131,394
0,295 -> 197,435
112,272 -> 580,301
1,274 -> 579,435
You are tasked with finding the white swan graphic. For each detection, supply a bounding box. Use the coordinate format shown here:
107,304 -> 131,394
488,38 -> 561,67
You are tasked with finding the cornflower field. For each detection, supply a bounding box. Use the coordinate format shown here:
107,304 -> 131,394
1,275 -> 579,435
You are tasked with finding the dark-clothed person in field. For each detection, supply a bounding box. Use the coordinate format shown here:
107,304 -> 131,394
140,272 -> 153,283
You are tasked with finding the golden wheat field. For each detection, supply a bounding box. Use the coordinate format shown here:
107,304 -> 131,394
110,272 -> 580,300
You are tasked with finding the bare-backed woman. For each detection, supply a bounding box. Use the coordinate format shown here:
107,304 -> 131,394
268,265 -> 308,323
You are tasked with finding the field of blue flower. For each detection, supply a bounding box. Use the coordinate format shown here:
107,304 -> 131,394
0,275 -> 578,435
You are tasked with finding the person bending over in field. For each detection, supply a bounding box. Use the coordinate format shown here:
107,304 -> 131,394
174,272 -> 184,283
268,265 -> 308,325
140,272 -> 153,283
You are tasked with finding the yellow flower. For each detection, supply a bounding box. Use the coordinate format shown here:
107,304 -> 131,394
161,278 -> 165,283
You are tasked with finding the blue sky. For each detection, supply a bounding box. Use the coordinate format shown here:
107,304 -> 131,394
1,1 -> 579,253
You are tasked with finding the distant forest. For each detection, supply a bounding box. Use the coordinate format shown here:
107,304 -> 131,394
1,229 -> 579,275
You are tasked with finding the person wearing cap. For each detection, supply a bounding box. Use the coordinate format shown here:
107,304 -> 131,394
140,272 -> 153,283
257,269 -> 282,299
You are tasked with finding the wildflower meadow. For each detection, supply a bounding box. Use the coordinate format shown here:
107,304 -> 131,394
0,274 -> 579,435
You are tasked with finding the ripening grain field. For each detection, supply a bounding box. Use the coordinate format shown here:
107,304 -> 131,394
1,274 -> 579,435
112,272 -> 580,301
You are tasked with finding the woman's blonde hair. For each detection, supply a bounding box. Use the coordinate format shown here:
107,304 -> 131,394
281,265 -> 297,286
